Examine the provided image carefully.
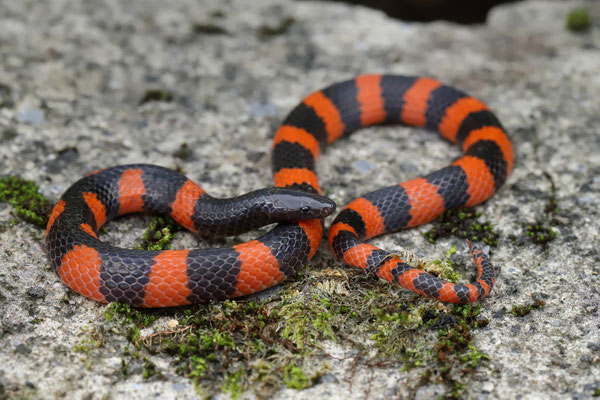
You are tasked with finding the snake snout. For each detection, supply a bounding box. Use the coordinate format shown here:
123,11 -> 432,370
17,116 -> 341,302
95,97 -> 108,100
311,196 -> 336,218
294,194 -> 336,219
269,189 -> 336,220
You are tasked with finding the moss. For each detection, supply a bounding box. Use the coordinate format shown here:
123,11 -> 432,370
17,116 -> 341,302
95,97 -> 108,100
424,209 -> 499,246
258,17 -> 295,38
543,173 -> 558,215
523,172 -> 559,248
525,223 -> 557,246
429,246 -> 462,284
189,355 -> 208,379
0,83 -> 14,108
120,358 -> 129,379
431,304 -> 490,397
283,364 -> 315,390
436,325 -> 472,361
73,327 -> 104,354
594,387 -> 600,397
459,345 -> 490,368
566,8 -> 590,32
136,216 -> 183,250
193,23 -> 227,35
222,370 -> 244,399
139,89 -> 174,104
199,329 -> 235,351
0,176 -> 53,227
86,283 -> 490,398
142,358 -> 160,380
450,382 -> 466,399
510,300 -> 545,317
132,293 -> 324,394
173,143 -> 192,160
103,302 -> 161,328
277,294 -> 336,349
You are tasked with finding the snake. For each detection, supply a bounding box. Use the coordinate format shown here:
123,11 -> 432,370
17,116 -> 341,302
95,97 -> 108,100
45,74 -> 513,307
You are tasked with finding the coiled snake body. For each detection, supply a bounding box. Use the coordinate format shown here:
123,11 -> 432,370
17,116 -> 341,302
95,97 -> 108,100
45,74 -> 513,307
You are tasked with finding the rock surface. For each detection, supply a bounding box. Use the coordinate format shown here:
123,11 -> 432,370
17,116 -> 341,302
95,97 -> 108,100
0,0 -> 599,399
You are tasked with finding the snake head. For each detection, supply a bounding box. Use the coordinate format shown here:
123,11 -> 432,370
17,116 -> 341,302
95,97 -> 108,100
266,188 -> 336,220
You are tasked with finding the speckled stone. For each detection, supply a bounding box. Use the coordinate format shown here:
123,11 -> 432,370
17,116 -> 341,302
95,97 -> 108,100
0,0 -> 599,399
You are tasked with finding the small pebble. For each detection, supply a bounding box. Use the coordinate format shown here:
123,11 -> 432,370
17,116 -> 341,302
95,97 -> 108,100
16,109 -> 44,125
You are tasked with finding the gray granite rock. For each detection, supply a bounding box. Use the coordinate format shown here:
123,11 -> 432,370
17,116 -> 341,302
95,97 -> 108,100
0,0 -> 599,399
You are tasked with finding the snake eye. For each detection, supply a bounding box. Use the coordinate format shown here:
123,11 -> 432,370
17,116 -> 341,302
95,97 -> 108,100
301,206 -> 310,213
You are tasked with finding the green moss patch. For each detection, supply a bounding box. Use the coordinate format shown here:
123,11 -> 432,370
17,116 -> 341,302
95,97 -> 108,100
424,208 -> 499,246
566,8 -> 591,32
135,216 -> 183,250
173,143 -> 192,160
510,300 -> 545,317
432,304 -> 490,398
139,89 -> 174,104
193,23 -> 227,35
0,176 -> 53,227
525,223 -> 557,246
523,172 -> 559,248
